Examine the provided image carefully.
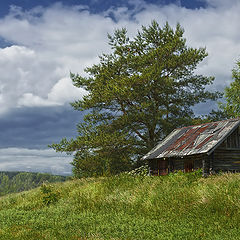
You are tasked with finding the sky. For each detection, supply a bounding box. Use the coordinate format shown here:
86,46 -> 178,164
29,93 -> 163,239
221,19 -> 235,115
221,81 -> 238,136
0,0 -> 239,175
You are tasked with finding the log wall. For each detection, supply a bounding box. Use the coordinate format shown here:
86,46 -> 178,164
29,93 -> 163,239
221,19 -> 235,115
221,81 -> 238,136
213,148 -> 240,172
170,154 -> 203,171
149,154 -> 204,175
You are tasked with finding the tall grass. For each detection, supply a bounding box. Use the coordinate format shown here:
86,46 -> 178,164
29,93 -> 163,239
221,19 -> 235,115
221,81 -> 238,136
0,172 -> 240,239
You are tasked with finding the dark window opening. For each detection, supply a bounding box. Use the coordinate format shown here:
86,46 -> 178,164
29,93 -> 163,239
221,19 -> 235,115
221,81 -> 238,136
184,160 -> 194,172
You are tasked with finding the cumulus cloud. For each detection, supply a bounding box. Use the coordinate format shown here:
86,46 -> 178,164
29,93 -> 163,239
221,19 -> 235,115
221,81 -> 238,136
0,45 -> 65,112
18,93 -> 59,107
17,77 -> 87,107
48,77 -> 88,105
0,1 -> 239,115
0,4 -> 114,113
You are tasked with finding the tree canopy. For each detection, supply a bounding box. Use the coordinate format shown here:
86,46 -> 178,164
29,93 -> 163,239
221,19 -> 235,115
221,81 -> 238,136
50,21 -> 221,177
222,60 -> 240,117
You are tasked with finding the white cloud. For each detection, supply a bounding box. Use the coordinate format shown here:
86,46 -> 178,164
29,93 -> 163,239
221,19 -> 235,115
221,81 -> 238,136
0,45 -> 64,112
0,147 -> 72,175
0,0 -> 239,114
17,77 -> 88,107
18,93 -> 60,107
48,77 -> 88,105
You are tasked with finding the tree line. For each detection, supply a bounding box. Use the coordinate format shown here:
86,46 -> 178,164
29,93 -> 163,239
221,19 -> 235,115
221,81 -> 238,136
0,171 -> 67,196
50,20 -> 240,178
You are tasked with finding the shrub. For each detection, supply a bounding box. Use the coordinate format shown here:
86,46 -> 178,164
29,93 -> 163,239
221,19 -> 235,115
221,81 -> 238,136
40,184 -> 60,206
126,165 -> 149,176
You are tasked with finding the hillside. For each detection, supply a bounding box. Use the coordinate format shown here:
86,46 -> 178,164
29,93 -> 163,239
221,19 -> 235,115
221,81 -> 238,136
0,171 -> 68,196
0,172 -> 240,239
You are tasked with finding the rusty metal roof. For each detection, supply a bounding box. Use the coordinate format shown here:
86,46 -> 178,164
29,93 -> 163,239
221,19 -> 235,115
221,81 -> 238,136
143,118 -> 240,160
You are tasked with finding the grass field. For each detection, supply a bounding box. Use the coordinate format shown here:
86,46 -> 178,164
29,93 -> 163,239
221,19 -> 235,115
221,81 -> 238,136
0,172 -> 240,239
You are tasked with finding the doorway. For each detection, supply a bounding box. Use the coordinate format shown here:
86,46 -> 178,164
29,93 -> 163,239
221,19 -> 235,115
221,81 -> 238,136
184,160 -> 194,172
157,160 -> 169,175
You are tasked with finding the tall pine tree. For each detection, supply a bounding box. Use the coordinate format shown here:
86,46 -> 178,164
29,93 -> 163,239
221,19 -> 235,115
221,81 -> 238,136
50,21 -> 221,177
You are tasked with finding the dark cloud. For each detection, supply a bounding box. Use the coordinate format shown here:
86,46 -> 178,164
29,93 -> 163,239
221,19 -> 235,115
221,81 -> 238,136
0,104 -> 84,175
0,104 -> 85,149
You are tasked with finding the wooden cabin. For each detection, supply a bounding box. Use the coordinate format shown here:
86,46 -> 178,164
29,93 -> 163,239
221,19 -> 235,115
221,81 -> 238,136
142,118 -> 240,176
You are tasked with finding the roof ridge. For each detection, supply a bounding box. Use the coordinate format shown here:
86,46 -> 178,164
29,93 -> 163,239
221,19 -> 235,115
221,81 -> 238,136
176,118 -> 240,130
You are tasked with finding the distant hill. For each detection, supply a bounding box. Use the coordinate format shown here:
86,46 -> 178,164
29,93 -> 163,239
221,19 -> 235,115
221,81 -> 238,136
0,172 -> 240,239
0,171 -> 69,196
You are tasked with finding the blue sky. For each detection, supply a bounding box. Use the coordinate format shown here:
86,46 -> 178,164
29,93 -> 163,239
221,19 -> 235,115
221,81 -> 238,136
0,0 -> 206,16
0,0 -> 239,175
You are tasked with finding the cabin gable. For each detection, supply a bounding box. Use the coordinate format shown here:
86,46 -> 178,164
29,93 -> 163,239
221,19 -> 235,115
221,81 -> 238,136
218,126 -> 240,150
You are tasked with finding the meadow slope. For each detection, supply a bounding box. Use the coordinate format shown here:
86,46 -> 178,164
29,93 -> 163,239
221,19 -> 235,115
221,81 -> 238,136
0,172 -> 240,239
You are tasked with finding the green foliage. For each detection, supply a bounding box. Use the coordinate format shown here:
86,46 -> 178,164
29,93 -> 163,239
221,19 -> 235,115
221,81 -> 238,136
126,164 -> 149,176
50,20 -> 221,178
221,59 -> 240,117
1,174 -> 240,239
0,171 -> 68,197
40,184 -> 60,206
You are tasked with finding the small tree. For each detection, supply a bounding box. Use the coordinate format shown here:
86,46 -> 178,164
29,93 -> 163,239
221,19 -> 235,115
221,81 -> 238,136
222,60 -> 240,117
50,21 -> 221,177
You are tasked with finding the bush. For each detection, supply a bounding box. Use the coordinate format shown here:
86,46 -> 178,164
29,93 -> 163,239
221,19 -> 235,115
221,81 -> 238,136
40,184 -> 60,206
126,165 -> 149,176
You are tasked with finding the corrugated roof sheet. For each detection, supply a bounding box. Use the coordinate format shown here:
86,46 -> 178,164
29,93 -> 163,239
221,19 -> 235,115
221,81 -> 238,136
143,118 -> 240,160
